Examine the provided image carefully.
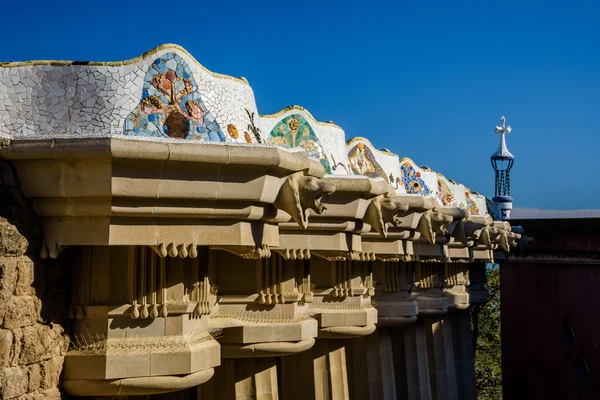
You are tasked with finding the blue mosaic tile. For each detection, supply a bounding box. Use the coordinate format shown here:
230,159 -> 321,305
124,53 -> 223,141
400,162 -> 430,195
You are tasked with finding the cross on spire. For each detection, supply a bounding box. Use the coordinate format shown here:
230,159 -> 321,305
494,115 -> 512,136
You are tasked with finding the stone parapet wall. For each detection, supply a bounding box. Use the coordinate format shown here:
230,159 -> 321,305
0,160 -> 69,399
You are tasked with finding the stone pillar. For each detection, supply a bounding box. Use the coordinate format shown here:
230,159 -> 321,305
280,339 -> 350,400
198,358 -> 279,400
425,317 -> 459,400
344,331 -> 388,400
450,310 -> 476,400
391,322 -> 432,400
62,245 -> 220,396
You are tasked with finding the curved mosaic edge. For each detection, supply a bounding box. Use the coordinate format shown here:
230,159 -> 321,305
345,139 -> 398,159
260,105 -> 342,129
0,43 -> 250,87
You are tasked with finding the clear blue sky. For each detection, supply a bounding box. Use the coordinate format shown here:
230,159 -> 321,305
2,0 -> 599,210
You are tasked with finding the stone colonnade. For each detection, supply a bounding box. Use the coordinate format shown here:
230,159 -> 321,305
0,138 -> 518,399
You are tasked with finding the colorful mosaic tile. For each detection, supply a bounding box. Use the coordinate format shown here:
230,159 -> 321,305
400,162 -> 431,196
437,179 -> 458,207
124,53 -> 225,141
465,191 -> 480,215
347,142 -> 389,182
269,114 -> 331,173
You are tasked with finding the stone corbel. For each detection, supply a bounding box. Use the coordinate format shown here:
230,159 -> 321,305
478,226 -> 493,248
452,220 -> 469,246
465,214 -> 494,243
498,231 -> 511,252
507,231 -> 521,248
432,212 -> 453,236
273,172 -> 336,229
416,210 -> 436,244
416,210 -> 451,244
363,195 -> 409,237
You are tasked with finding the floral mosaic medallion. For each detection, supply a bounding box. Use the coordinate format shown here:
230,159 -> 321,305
269,114 -> 331,173
400,162 -> 430,195
437,179 -> 458,206
465,191 -> 480,215
347,142 -> 389,182
124,53 -> 225,141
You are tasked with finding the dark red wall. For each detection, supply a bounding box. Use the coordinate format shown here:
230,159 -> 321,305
502,219 -> 600,400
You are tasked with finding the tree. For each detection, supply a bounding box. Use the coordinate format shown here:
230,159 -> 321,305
471,264 -> 502,400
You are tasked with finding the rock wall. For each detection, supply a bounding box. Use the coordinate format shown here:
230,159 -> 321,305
0,159 -> 69,399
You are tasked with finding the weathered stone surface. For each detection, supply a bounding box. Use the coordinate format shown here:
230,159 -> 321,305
40,357 -> 64,390
14,258 -> 35,297
0,220 -> 27,257
27,363 -> 42,393
1,366 -> 29,399
2,296 -> 40,330
0,257 -> 18,301
19,324 -> 67,366
0,329 -> 12,367
0,162 -> 67,398
15,388 -> 62,400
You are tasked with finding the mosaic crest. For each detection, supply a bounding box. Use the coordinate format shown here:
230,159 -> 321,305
437,179 -> 458,207
465,191 -> 480,215
124,53 -> 224,141
400,162 -> 431,195
269,114 -> 331,173
347,142 -> 389,182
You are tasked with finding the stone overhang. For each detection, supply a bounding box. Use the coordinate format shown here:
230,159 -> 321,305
0,137 -> 331,259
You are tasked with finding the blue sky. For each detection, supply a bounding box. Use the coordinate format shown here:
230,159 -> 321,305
2,0 -> 599,209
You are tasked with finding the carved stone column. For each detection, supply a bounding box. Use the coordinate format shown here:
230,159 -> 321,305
468,261 -> 489,305
279,338 -> 352,400
424,316 -> 459,400
310,257 -> 377,339
62,245 -> 220,396
413,262 -> 448,316
200,250 -> 316,400
444,262 -> 470,310
373,260 -> 418,327
198,358 -> 279,400
391,321 -> 433,400
449,309 -> 476,400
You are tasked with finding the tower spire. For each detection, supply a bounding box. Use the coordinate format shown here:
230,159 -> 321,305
490,115 -> 515,220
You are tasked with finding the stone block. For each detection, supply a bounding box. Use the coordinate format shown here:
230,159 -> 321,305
0,330 -> 12,367
19,324 -> 67,366
14,258 -> 35,297
27,363 -> 42,392
1,366 -> 29,399
0,220 -> 27,257
40,357 -> 64,389
0,257 -> 19,301
10,328 -> 23,366
2,296 -> 40,330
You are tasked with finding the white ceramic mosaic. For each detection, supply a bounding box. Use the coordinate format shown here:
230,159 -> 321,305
0,44 -> 495,218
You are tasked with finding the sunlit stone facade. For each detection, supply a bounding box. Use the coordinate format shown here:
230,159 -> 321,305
0,44 -> 520,399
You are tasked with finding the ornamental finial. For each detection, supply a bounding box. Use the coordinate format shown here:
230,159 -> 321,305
494,115 -> 512,135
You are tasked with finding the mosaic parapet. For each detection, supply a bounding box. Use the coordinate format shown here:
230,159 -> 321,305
0,44 -> 259,142
397,158 -> 437,198
259,106 -> 348,175
0,43 -> 499,220
345,137 -> 406,194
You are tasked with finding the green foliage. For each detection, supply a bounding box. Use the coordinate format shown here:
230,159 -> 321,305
471,264 -> 502,400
